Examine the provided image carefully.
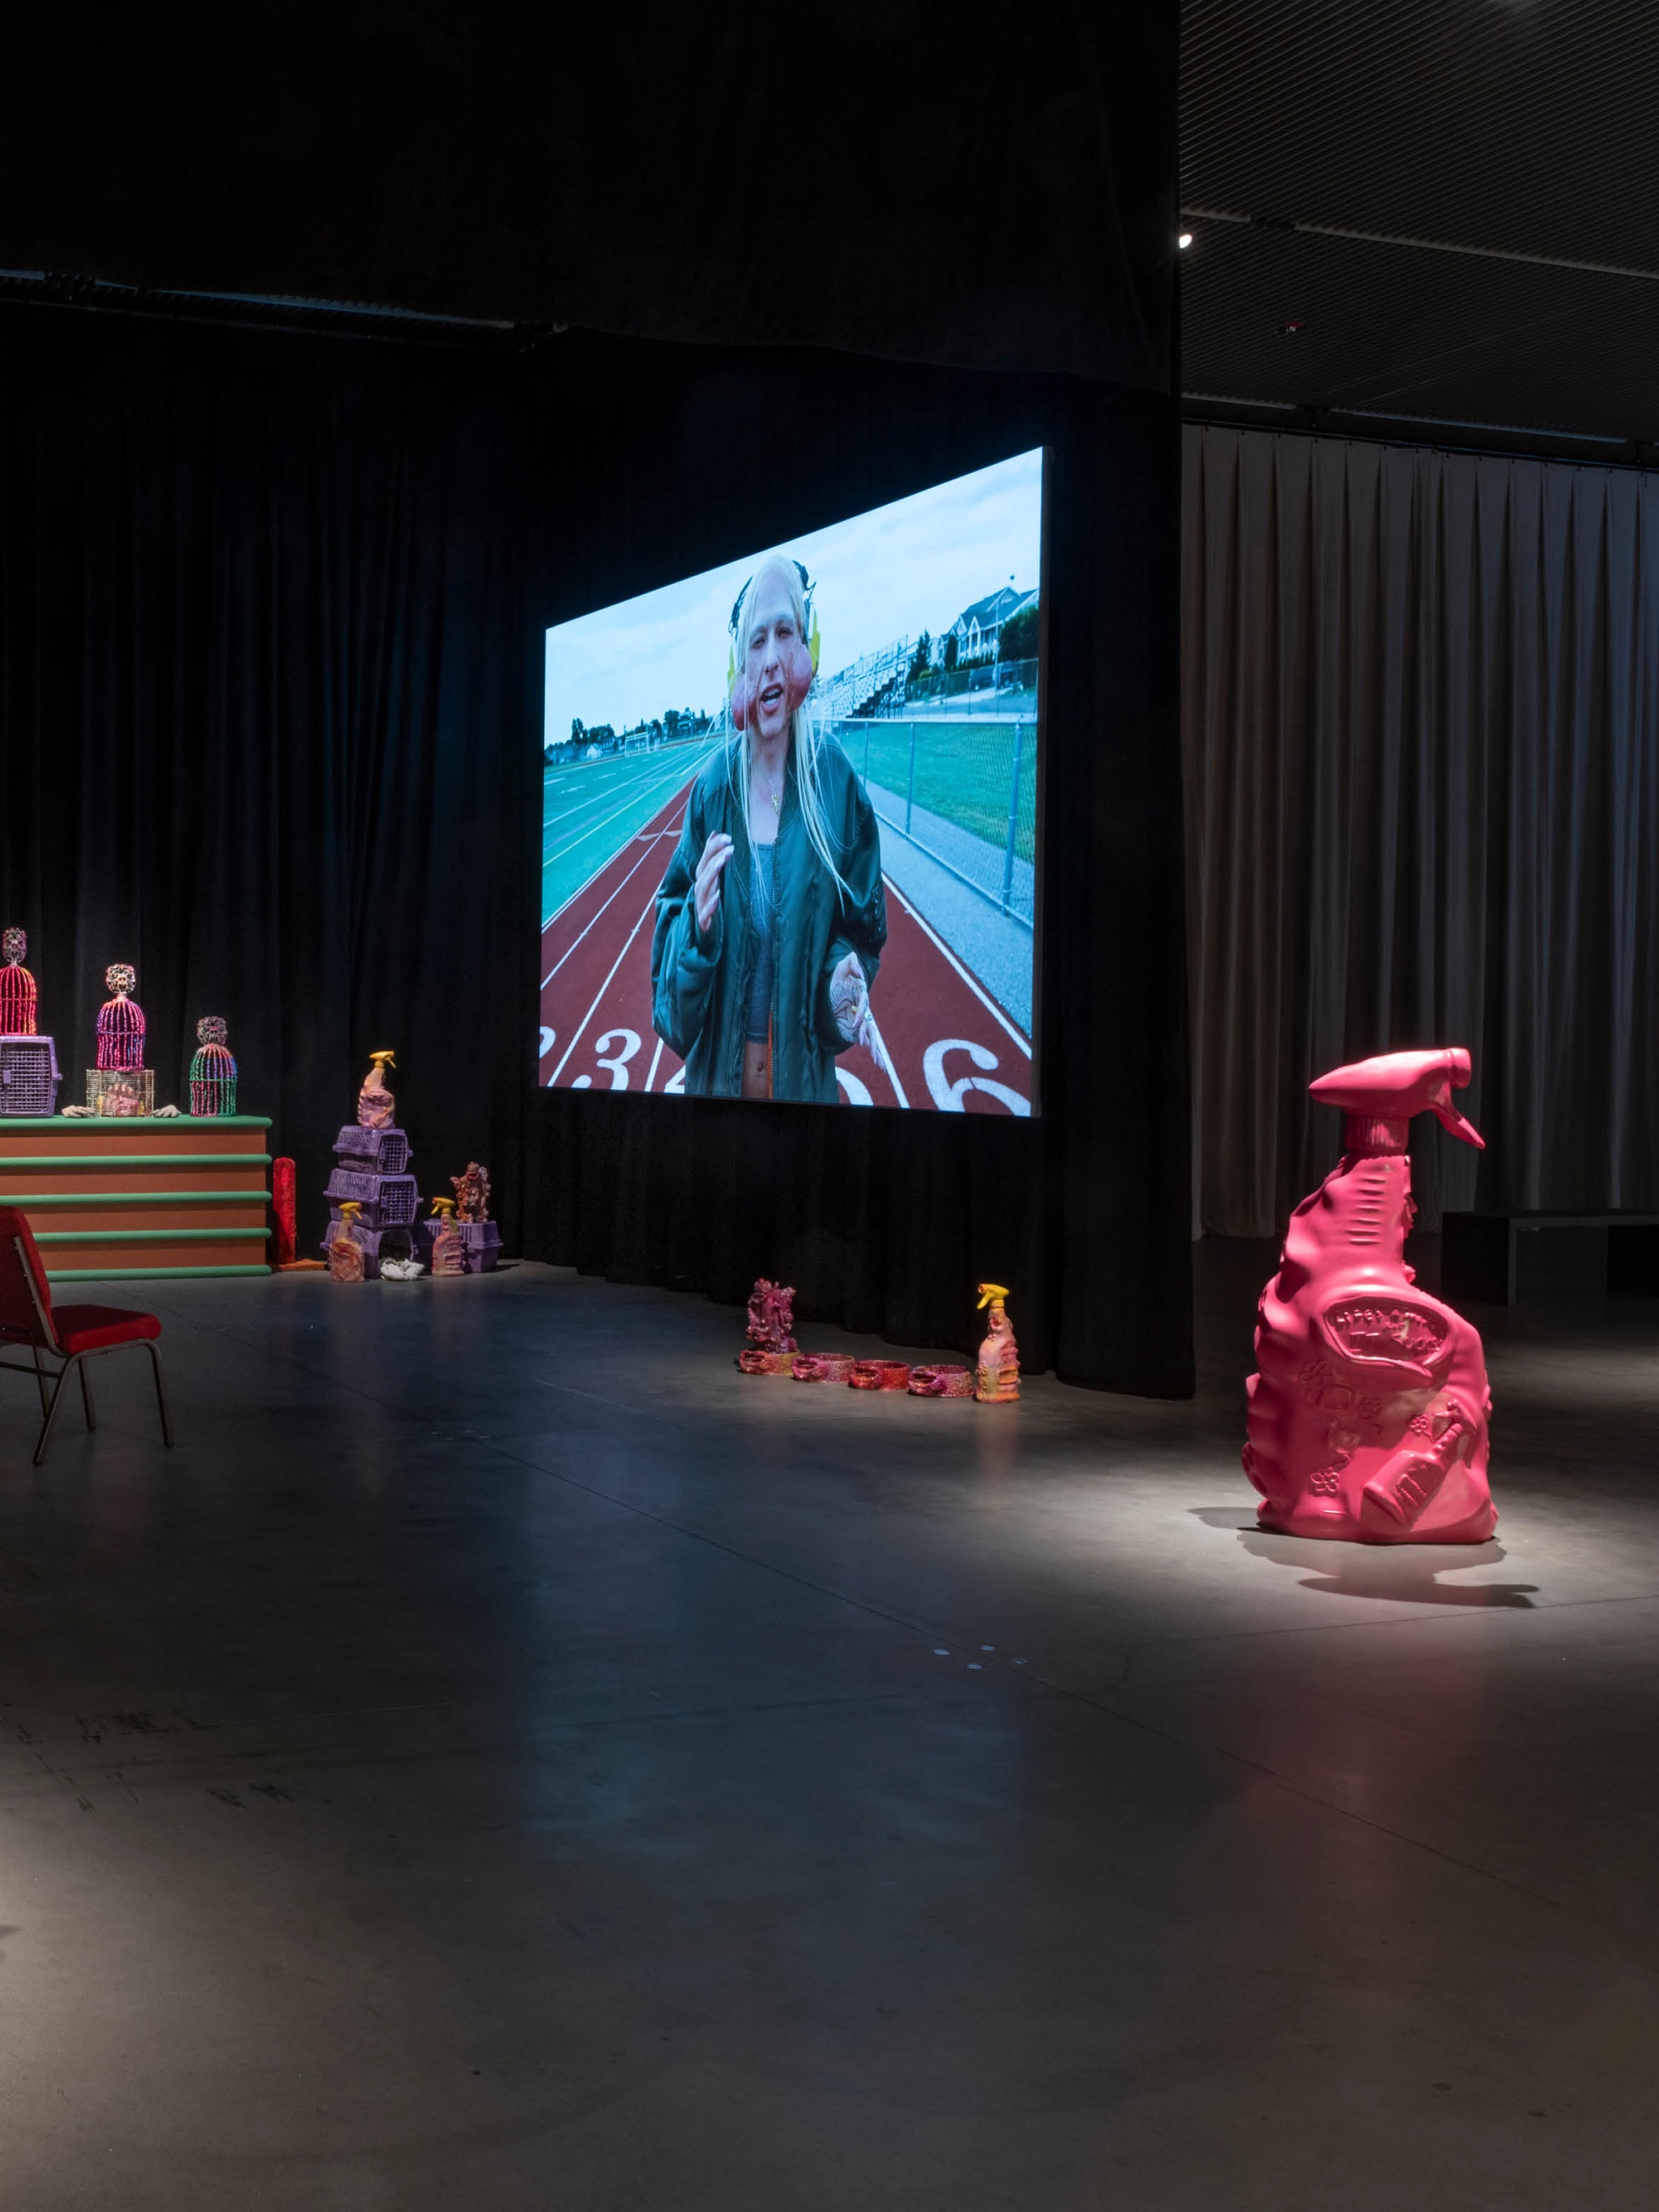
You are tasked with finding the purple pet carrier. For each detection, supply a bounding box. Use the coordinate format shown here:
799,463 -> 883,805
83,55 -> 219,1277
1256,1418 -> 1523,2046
418,1215 -> 501,1275
321,1117 -> 420,1269
324,1166 -> 420,1228
0,1034 -> 62,1117
332,1125 -> 411,1175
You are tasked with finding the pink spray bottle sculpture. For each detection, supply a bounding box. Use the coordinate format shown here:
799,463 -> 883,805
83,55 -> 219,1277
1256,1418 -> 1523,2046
1243,1048 -> 1496,1545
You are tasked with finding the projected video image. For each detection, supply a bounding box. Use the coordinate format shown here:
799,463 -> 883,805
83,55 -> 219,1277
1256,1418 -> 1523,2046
539,451 -> 1041,1111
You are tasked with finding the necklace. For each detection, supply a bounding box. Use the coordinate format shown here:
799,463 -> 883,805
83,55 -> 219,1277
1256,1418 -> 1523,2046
754,762 -> 784,818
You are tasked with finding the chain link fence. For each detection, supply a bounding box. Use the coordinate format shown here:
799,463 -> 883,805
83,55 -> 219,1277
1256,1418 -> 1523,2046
838,715 -> 1036,926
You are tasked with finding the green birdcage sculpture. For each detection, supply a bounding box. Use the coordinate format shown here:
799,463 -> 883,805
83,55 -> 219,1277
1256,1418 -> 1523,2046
189,1016 -> 238,1116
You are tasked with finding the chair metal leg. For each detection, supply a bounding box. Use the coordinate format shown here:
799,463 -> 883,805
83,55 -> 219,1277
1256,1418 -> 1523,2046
143,1341 -> 175,1448
79,1357 -> 97,1431
31,1345 -> 49,1416
33,1357 -> 79,1467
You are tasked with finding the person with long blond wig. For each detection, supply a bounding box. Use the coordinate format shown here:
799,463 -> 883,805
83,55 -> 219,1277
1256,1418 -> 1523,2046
650,556 -> 886,1100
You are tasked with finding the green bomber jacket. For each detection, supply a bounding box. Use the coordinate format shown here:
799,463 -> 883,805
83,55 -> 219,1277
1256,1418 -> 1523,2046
650,738 -> 887,1102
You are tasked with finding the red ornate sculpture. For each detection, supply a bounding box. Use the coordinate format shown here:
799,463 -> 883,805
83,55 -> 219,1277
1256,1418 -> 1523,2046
745,1279 -> 796,1354
738,1278 -> 798,1374
451,1160 -> 491,1222
0,929 -> 37,1035
791,1352 -> 855,1381
908,1364 -> 975,1397
847,1360 -> 911,1390
1243,1048 -> 1496,1544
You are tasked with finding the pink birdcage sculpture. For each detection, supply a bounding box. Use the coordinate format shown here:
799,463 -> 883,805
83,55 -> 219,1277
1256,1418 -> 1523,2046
0,929 -> 37,1035
190,1015 -> 238,1116
96,964 -> 146,1072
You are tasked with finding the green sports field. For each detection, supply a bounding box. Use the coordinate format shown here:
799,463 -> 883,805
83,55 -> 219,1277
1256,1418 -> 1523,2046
838,718 -> 1037,865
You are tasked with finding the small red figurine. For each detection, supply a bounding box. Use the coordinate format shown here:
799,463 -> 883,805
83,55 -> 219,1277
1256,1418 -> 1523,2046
451,1161 -> 491,1223
738,1278 -> 798,1373
747,1278 -> 796,1353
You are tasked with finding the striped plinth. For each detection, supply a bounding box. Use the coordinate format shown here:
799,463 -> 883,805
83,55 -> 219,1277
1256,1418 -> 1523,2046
0,1116 -> 273,1279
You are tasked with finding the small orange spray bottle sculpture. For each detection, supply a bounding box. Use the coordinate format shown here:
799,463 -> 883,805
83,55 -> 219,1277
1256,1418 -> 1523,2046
357,1049 -> 397,1131
974,1283 -> 1020,1403
1243,1047 -> 1496,1544
428,1196 -> 466,1277
328,1200 -> 367,1283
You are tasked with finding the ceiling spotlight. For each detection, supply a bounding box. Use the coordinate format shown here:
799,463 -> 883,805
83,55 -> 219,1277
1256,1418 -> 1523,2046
1178,232 -> 1193,249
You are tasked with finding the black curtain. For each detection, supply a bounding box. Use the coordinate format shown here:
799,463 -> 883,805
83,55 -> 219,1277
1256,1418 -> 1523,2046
0,309 -> 1193,1394
6,3 -> 1173,389
1183,425 -> 1659,1233
0,305 -> 540,1253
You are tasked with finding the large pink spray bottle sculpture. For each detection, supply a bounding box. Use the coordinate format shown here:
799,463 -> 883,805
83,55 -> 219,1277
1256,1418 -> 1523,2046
1243,1047 -> 1496,1544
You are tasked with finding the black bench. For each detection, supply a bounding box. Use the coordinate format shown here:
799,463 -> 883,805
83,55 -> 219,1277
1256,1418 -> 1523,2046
1442,1211 -> 1659,1305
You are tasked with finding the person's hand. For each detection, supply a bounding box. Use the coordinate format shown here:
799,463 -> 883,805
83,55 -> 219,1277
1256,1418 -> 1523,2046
693,833 -> 734,937
829,951 -> 872,1047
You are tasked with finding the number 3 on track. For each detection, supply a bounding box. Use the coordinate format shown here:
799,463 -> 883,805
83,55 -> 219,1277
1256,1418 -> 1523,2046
582,1027 -> 641,1090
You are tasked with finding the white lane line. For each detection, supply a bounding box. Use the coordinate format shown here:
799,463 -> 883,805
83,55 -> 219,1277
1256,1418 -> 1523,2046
541,828 -> 678,985
884,875 -> 1032,1058
548,879 -> 662,1086
863,1012 -> 909,1108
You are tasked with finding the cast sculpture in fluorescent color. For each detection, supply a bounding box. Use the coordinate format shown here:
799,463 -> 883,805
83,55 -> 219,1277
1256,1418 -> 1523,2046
974,1282 -> 1019,1403
357,1049 -> 397,1130
1243,1048 -> 1496,1544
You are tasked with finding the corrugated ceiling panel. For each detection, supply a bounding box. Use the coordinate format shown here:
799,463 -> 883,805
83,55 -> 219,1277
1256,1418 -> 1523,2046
1181,1 -> 1659,441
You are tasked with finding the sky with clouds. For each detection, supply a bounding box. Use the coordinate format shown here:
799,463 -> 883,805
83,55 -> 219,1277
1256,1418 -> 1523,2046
544,448 -> 1043,743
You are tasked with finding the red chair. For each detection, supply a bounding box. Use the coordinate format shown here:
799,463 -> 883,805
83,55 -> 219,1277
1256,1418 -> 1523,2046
0,1206 -> 174,1465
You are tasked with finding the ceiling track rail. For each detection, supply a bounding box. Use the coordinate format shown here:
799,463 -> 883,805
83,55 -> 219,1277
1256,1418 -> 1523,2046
1183,391 -> 1659,471
1179,207 -> 1659,287
0,268 -> 563,350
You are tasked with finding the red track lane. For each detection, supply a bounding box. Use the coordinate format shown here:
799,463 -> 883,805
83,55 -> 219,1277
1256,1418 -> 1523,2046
539,777 -> 1031,1112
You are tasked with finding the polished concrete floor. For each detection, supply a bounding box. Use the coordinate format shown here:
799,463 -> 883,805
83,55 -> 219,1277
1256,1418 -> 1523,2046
0,1246 -> 1655,2210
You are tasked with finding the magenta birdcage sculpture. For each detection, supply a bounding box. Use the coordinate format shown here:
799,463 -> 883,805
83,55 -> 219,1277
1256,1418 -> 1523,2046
189,1015 -> 238,1116
0,928 -> 37,1036
96,963 -> 146,1071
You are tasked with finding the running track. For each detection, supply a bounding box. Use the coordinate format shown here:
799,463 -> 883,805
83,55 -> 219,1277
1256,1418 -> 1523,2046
539,773 -> 1032,1112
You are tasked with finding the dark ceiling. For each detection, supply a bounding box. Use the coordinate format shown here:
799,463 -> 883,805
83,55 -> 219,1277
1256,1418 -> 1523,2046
1181,0 -> 1659,459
